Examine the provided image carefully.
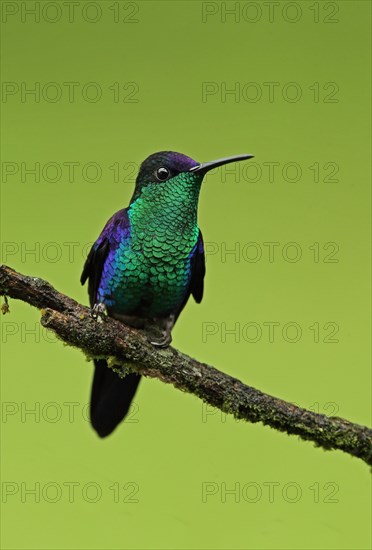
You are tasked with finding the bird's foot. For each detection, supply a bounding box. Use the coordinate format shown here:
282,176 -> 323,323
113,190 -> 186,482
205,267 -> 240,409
92,302 -> 107,323
150,332 -> 172,348
148,314 -> 175,349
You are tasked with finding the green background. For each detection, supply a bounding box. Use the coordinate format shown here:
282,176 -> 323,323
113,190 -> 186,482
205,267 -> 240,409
1,1 -> 371,549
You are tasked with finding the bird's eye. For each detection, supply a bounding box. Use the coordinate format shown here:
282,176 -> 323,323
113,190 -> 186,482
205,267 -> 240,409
155,167 -> 170,181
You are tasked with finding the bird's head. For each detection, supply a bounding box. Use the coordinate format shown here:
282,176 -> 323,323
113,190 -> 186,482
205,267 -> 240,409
130,151 -> 254,202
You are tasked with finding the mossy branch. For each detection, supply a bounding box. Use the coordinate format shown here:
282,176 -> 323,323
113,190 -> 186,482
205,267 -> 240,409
1,264 -> 371,466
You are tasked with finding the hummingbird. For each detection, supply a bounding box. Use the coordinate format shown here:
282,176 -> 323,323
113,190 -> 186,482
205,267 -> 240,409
81,151 -> 253,437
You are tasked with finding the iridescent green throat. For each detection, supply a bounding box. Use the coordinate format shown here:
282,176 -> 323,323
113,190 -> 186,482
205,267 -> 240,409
128,171 -> 203,237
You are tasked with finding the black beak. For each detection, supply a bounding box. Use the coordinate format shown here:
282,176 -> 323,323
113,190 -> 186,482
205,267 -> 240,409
189,154 -> 254,174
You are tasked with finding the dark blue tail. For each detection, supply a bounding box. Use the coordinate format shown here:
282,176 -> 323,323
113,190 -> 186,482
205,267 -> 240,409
90,359 -> 141,437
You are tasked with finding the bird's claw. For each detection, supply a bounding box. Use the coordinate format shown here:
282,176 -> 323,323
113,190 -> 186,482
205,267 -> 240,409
148,314 -> 174,348
92,302 -> 107,323
150,332 -> 172,348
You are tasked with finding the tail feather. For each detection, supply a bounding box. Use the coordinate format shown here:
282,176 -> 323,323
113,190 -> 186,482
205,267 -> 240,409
90,359 -> 141,437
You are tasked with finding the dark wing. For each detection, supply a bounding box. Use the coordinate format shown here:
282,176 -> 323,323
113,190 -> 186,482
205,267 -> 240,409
80,208 -> 129,307
81,239 -> 110,307
190,230 -> 206,303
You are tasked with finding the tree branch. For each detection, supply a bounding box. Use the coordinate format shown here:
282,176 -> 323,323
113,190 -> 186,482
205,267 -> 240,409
1,264 -> 371,466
